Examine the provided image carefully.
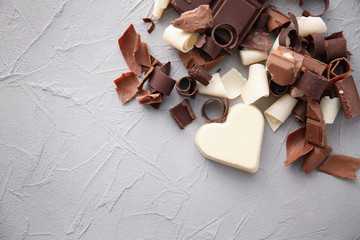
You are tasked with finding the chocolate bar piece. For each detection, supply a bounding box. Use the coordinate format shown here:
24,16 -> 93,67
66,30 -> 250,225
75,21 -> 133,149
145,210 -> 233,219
171,5 -> 213,33
293,100 -> 307,123
302,55 -> 327,75
335,76 -> 360,119
211,0 -> 268,53
170,0 -> 214,14
285,127 -> 314,166
302,145 -> 332,173
305,99 -> 327,147
240,29 -> 272,52
296,70 -> 327,100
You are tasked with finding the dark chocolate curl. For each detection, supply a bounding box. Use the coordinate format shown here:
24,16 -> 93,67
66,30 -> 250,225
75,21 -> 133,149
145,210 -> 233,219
149,62 -> 176,96
307,33 -> 326,58
142,18 -> 155,34
319,155 -> 360,179
264,5 -> 291,33
285,127 -> 315,166
169,99 -> 196,129
176,76 -> 198,99
300,0 -> 330,17
269,80 -> 289,97
179,49 -> 224,71
325,38 -> 347,62
296,70 -> 328,100
199,35 -> 222,60
335,76 -> 360,119
201,98 -> 229,123
293,100 -> 307,123
326,58 -> 352,91
188,64 -> 212,86
279,29 -> 302,53
253,13 -> 270,30
302,145 -> 332,173
240,29 -> 273,52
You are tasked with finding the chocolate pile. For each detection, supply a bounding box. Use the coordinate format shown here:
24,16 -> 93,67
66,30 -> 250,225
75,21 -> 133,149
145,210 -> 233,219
113,0 -> 360,179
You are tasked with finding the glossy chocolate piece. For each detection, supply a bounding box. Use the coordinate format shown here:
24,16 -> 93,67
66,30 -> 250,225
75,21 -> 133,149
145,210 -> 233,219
285,127 -> 315,166
305,99 -> 327,147
199,35 -> 222,59
253,12 -> 270,30
302,55 -> 327,75
171,5 -> 213,33
296,70 -> 328,100
264,5 -> 291,33
169,99 -> 196,129
319,155 -> 360,179
335,76 -> 360,119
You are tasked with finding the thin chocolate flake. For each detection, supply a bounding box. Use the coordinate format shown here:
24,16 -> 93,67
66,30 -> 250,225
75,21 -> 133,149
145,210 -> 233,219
137,66 -> 155,92
285,127 -> 315,166
169,99 -> 196,129
199,35 -> 222,60
176,76 -> 198,99
302,145 -> 332,173
195,34 -> 207,48
114,72 -> 139,104
133,34 -> 152,68
149,62 -> 176,96
300,0 -> 330,17
201,98 -> 229,123
118,24 -> 142,76
179,49 -> 224,71
240,29 -> 273,52
142,18 -> 155,34
279,29 -> 302,53
335,76 -> 360,119
307,33 -> 326,58
319,155 -> 360,179
136,90 -> 162,104
264,5 -> 291,33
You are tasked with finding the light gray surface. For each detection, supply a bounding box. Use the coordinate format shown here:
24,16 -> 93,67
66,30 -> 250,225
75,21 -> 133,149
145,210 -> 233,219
1,0 -> 360,239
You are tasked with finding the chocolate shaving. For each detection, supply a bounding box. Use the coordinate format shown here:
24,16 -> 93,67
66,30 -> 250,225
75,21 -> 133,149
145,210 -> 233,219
114,72 -> 139,104
325,38 -> 348,62
279,29 -> 302,53
269,80 -> 289,97
134,35 -> 152,68
179,49 -> 224,71
318,155 -> 360,179
188,64 -> 212,86
201,98 -> 229,123
176,76 -> 198,99
137,66 -> 155,92
326,57 -> 352,91
296,69 -> 328,100
169,99 -> 196,129
199,35 -> 222,60
335,76 -> 360,119
240,29 -> 273,52
302,145 -> 332,173
300,0 -> 330,17
149,62 -> 176,96
170,5 -> 213,33
118,24 -> 142,76
285,127 -> 315,166
142,18 -> 155,34
307,33 -> 326,58
264,5 -> 291,33
136,90 -> 162,104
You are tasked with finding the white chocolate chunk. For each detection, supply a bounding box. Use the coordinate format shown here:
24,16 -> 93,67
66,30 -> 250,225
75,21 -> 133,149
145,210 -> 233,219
271,29 -> 290,52
163,25 -> 198,53
197,73 -> 227,98
241,64 -> 269,105
239,48 -> 268,66
264,94 -> 298,132
153,0 -> 170,20
297,16 -> 327,37
195,103 -> 264,173
221,68 -> 247,99
320,96 -> 341,124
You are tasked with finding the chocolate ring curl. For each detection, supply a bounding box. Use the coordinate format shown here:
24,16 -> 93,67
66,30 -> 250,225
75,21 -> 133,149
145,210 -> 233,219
299,0 -> 330,17
211,24 -> 237,49
198,35 -> 222,60
142,18 -> 155,34
201,98 -> 229,123
307,33 -> 326,58
326,57 -> 352,90
149,62 -> 176,96
269,80 -> 289,97
176,76 -> 198,99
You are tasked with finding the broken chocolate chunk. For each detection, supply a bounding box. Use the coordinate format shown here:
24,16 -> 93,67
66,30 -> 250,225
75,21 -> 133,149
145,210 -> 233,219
296,70 -> 328,100
302,145 -> 332,173
169,99 -> 196,129
171,5 -> 213,33
305,99 -> 327,147
114,72 -> 139,104
319,155 -> 360,179
293,100 -> 307,123
335,76 -> 360,119
302,55 -> 327,75
188,64 -> 212,86
264,5 -> 291,33
170,0 -> 213,14
240,29 -> 273,52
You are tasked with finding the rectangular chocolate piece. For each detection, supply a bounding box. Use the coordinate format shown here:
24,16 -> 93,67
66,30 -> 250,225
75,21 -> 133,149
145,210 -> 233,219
335,75 -> 360,119
170,0 -> 214,14
306,118 -> 327,148
212,0 -> 268,53
302,55 -> 327,75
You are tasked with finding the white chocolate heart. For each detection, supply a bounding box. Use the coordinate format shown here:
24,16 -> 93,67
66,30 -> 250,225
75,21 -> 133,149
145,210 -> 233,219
195,103 -> 264,173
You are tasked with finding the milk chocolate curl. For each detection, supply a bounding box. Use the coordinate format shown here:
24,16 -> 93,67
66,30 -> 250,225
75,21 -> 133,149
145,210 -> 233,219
319,155 -> 360,179
302,55 -> 327,75
253,13 -> 270,30
269,80 -> 289,97
142,18 -> 155,33
176,76 -> 198,99
300,0 -> 330,17
179,49 -> 224,71
293,100 -> 307,123
149,62 -> 176,96
136,90 -> 162,104
296,70 -> 328,100
118,24 -> 142,76
307,33 -> 326,58
170,0 -> 213,14
114,72 -> 139,104
137,66 -> 155,92
335,76 -> 360,119
134,35 -> 152,68
201,98 -> 229,123
240,29 -> 272,52
199,35 -> 222,59
326,58 -> 352,90
285,127 -> 315,166
302,145 -> 332,173
169,99 -> 196,129
188,64 -> 212,86
264,5 -> 291,33
171,5 -> 213,33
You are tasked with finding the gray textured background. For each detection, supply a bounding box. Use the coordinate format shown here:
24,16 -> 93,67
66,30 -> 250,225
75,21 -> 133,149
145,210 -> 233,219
1,0 -> 360,239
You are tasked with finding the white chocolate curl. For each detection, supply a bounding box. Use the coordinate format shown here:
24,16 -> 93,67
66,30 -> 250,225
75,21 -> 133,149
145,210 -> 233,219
239,48 -> 268,66
221,68 -> 247,99
320,96 -> 341,124
163,25 -> 198,53
197,73 -> 227,98
153,0 -> 170,20
241,64 -> 269,105
297,16 -> 327,37
264,94 -> 298,132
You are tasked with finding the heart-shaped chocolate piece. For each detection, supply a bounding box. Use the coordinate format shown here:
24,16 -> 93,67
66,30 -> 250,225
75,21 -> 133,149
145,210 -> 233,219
195,103 -> 264,173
